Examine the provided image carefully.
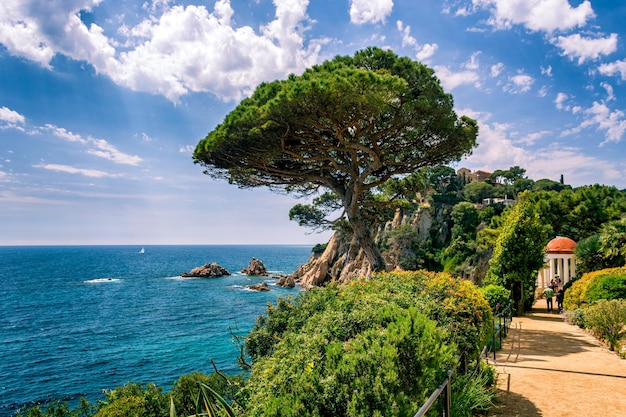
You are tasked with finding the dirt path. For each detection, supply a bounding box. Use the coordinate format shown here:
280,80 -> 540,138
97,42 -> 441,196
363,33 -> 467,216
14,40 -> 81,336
487,298 -> 626,417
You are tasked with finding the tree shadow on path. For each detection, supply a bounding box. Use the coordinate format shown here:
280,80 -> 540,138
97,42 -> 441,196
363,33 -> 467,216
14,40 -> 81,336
487,389 -> 542,417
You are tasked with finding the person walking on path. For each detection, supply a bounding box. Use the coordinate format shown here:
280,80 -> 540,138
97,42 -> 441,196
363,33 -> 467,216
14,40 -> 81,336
542,286 -> 554,312
556,288 -> 564,312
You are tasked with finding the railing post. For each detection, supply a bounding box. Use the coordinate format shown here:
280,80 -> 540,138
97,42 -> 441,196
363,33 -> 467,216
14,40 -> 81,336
443,369 -> 452,416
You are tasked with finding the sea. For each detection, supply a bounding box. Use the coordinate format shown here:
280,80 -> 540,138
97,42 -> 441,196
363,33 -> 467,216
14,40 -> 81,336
0,245 -> 313,416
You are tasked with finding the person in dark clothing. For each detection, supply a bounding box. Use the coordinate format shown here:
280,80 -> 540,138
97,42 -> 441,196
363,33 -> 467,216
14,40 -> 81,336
556,288 -> 564,312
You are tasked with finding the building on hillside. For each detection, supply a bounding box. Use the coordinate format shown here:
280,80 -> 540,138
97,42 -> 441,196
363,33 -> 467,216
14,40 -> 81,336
482,197 -> 515,206
536,236 -> 577,289
457,167 -> 492,183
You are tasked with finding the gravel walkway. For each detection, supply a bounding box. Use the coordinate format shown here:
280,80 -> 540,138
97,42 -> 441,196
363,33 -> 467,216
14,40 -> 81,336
487,298 -> 626,417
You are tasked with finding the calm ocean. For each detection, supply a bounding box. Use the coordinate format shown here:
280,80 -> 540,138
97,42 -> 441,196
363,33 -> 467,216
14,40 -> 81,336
0,245 -> 312,416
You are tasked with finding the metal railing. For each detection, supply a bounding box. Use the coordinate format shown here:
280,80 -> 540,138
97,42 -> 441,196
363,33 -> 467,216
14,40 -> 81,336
414,302 -> 513,417
413,369 -> 453,417
486,302 -> 513,361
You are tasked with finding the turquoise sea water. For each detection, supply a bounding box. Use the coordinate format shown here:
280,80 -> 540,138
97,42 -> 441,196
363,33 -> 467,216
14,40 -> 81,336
0,245 -> 311,416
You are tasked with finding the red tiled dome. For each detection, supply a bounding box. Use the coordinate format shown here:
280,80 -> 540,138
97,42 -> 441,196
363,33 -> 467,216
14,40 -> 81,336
546,236 -> 576,253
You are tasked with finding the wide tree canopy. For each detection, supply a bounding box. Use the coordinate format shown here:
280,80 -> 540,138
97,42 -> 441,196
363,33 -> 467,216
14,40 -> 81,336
194,47 -> 478,272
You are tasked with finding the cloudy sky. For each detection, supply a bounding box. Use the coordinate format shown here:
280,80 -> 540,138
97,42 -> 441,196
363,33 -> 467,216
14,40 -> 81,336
1,0 -> 626,245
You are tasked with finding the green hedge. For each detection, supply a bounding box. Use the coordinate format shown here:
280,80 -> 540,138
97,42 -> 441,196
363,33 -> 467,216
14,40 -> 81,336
242,271 -> 494,416
564,267 -> 626,309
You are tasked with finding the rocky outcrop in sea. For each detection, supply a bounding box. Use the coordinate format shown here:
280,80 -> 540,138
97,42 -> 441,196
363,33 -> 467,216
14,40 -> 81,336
247,282 -> 270,291
241,257 -> 268,276
180,262 -> 231,278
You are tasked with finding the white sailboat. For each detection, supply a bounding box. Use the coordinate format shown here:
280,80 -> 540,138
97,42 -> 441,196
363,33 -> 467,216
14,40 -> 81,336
139,247 -> 145,254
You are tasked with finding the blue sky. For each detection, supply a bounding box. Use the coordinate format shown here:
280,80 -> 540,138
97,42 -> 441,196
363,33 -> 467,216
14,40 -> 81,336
1,0 -> 626,245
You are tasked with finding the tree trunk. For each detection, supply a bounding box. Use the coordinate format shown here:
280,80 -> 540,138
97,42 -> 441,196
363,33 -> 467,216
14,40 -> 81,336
343,187 -> 387,273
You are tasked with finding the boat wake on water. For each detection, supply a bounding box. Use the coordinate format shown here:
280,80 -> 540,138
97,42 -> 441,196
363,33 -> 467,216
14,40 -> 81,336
83,278 -> 121,283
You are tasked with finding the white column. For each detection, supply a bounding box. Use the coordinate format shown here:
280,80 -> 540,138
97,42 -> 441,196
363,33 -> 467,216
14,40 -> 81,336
570,257 -> 576,281
549,256 -> 555,285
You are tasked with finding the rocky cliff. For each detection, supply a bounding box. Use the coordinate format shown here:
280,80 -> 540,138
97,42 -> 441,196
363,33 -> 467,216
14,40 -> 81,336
287,203 -> 490,289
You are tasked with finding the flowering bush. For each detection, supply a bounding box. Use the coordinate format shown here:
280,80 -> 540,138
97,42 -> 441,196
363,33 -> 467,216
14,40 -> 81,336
563,267 -> 626,310
584,299 -> 626,352
243,270 -> 494,416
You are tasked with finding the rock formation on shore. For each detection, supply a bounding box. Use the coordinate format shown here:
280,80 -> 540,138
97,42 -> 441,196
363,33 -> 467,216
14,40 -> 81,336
241,257 -> 268,276
181,262 -> 231,278
275,274 -> 296,288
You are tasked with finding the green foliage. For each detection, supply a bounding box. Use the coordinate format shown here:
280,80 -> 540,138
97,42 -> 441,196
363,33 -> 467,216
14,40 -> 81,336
17,399 -> 94,417
565,308 -> 587,328
450,366 -> 496,417
311,242 -> 328,255
463,181 -> 494,204
585,273 -> 626,304
531,178 -> 569,192
169,372 -> 243,417
487,194 -> 551,313
574,234 -> 607,275
289,192 -> 343,232
564,267 -> 626,309
243,271 -> 493,416
450,202 -> 479,241
584,299 -> 626,352
598,219 -> 626,266
95,382 -> 168,417
479,284 -> 512,314
194,46 -> 478,272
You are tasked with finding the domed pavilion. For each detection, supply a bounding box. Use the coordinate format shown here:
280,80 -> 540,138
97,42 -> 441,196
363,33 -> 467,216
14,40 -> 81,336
536,236 -> 577,289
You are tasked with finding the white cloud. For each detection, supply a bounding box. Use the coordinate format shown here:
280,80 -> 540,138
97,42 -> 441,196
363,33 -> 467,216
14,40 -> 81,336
397,20 -> 438,62
459,107 -> 625,187
434,65 -> 479,91
179,145 -> 195,154
0,0 -> 115,71
601,82 -> 615,102
44,125 -> 142,165
474,0 -> 595,33
554,92 -> 569,110
34,163 -> 122,178
350,0 -> 393,24
504,73 -> 534,94
562,101 -> 626,145
490,62 -> 504,77
0,0 -> 325,103
541,65 -> 552,76
598,59 -> 626,80
416,43 -> 438,61
0,106 -> 26,126
464,52 -> 481,70
553,33 -> 618,64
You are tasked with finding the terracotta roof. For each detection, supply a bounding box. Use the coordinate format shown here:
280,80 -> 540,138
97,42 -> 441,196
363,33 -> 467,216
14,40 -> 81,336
546,236 -> 576,253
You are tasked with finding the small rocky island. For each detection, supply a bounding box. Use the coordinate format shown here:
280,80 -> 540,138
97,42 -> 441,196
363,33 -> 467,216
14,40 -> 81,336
241,257 -> 268,276
180,262 -> 231,278
247,282 -> 270,291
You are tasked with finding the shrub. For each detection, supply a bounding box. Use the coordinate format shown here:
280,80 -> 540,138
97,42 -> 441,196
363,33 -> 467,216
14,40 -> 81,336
242,306 -> 456,417
450,365 -> 496,417
479,284 -> 511,315
585,273 -> 626,304
584,299 -> 626,352
243,271 -> 494,416
169,371 -> 243,416
94,382 -> 168,417
16,399 -> 94,417
565,308 -> 587,328
311,243 -> 328,255
563,267 -> 626,310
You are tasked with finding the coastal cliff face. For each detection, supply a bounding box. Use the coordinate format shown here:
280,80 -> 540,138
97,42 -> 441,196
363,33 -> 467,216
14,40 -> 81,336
292,203 -> 490,289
